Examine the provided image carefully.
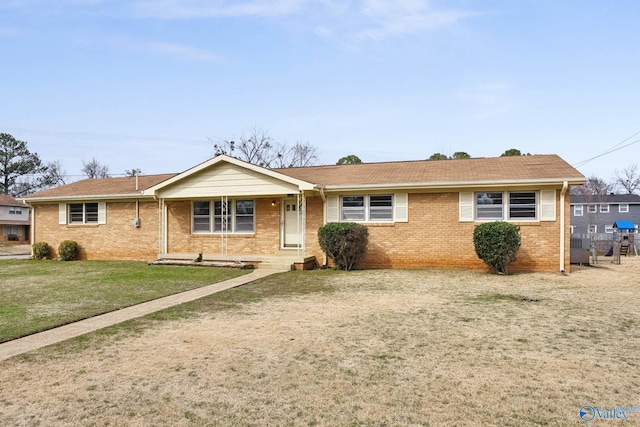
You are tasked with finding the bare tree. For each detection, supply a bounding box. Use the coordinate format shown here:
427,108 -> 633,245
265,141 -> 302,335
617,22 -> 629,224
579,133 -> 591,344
82,157 -> 110,178
614,164 -> 640,194
11,160 -> 66,197
273,141 -> 319,168
213,127 -> 319,168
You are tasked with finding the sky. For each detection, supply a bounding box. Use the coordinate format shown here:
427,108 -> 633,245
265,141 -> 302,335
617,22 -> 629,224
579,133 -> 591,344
1,0 -> 639,183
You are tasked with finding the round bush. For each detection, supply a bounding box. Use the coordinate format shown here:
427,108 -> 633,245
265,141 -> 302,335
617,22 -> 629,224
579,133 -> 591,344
473,221 -> 521,275
318,222 -> 368,271
58,240 -> 79,261
32,242 -> 50,260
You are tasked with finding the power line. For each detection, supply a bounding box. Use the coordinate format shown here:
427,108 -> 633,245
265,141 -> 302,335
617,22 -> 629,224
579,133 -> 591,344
572,130 -> 640,168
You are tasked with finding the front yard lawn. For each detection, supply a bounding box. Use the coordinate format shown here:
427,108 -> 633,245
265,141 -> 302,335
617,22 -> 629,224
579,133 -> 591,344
0,260 -> 249,342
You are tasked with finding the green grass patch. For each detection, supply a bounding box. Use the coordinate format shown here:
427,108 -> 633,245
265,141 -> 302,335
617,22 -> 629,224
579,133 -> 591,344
0,260 -> 249,342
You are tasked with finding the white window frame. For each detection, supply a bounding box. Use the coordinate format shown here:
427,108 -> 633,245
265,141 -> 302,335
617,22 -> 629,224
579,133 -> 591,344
192,199 -> 255,234
600,204 -> 609,213
588,224 -> 597,234
605,225 -> 614,234
587,205 -> 597,213
573,205 -> 583,216
619,204 -> 629,213
570,225 -> 575,234
8,207 -> 22,215
340,195 -> 394,222
68,202 -> 99,224
508,192 -> 538,220
475,192 -> 504,220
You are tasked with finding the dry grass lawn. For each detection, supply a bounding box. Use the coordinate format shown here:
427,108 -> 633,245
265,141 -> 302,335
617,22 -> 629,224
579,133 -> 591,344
1,257 -> 639,426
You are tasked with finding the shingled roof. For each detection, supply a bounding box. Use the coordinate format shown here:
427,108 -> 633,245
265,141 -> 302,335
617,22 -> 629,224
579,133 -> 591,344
23,174 -> 177,201
0,194 -> 23,207
22,154 -> 584,201
274,154 -> 584,188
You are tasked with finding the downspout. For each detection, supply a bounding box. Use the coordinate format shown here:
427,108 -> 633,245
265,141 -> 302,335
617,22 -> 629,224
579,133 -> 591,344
560,181 -> 568,273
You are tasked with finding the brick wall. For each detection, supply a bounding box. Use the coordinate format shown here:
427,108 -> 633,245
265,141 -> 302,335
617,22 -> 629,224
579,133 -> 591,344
30,190 -> 570,272
355,191 -> 568,272
32,201 -> 159,260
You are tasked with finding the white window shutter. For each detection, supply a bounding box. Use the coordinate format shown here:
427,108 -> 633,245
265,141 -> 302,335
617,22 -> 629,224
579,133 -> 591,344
59,203 -> 67,224
326,196 -> 339,223
540,190 -> 556,221
98,202 -> 107,224
459,192 -> 474,222
394,193 -> 408,222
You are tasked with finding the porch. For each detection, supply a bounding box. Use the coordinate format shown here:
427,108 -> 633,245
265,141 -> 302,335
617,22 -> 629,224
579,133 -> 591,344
152,252 -> 317,270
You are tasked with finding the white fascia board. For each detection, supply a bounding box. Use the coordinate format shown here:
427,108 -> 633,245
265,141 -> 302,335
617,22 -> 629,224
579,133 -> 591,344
22,193 -> 151,203
322,177 -> 586,193
143,154 -> 316,195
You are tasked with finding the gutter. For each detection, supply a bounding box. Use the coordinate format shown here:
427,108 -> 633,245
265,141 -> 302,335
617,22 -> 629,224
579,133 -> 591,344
322,177 -> 586,193
560,181 -> 568,273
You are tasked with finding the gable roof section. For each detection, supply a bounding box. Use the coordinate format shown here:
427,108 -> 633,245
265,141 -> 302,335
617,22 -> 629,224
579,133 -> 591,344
21,174 -> 177,202
0,194 -> 23,207
143,155 -> 316,198
274,154 -> 585,190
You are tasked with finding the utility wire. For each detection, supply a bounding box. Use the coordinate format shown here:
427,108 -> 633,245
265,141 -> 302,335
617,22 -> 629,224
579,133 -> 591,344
572,130 -> 640,168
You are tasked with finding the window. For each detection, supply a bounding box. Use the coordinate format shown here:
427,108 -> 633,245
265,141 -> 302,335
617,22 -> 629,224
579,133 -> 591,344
235,200 -> 254,232
476,193 -> 504,219
588,224 -> 597,234
600,204 -> 609,213
341,195 -> 394,222
341,196 -> 365,221
69,203 -> 99,224
369,195 -> 393,221
570,225 -> 575,234
508,192 -> 537,219
213,200 -> 231,232
193,199 -> 254,233
193,201 -> 211,232
587,205 -> 597,213
8,207 -> 22,215
573,205 -> 583,216
619,204 -> 629,213
605,225 -> 614,233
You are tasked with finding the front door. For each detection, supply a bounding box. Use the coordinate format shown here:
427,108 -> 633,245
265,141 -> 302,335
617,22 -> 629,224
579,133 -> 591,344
282,198 -> 300,248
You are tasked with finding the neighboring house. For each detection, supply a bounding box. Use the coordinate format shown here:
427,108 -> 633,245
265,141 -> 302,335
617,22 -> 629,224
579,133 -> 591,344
21,154 -> 585,272
570,194 -> 640,235
0,194 -> 31,243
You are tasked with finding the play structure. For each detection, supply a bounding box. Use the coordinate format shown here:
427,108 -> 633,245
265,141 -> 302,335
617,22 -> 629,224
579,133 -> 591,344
604,221 -> 638,261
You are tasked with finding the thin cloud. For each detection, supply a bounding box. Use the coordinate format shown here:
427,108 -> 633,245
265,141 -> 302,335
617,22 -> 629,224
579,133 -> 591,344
131,0 -> 304,19
104,36 -> 222,62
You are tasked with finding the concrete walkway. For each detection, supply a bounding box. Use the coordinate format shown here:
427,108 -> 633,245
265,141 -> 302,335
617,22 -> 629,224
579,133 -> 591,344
0,268 -> 287,362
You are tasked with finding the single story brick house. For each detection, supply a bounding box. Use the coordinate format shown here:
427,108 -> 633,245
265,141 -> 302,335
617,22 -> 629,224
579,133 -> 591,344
0,194 -> 30,243
21,154 -> 585,272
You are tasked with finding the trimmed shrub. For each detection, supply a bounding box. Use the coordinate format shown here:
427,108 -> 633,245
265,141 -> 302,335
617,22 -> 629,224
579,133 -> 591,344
58,240 -> 79,261
318,222 -> 368,271
32,242 -> 50,260
473,221 -> 521,274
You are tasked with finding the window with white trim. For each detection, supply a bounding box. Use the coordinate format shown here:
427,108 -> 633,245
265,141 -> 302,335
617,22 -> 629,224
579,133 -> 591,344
476,192 -> 504,220
508,192 -> 537,219
340,195 -> 393,222
588,224 -> 597,234
69,203 -> 99,224
605,225 -> 614,233
8,207 -> 22,215
574,205 -> 583,216
587,205 -> 597,213
192,199 -> 254,233
600,204 -> 609,213
619,204 -> 629,213
570,225 -> 575,234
